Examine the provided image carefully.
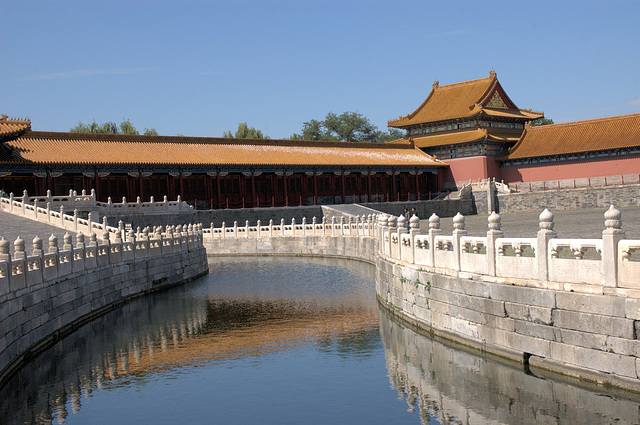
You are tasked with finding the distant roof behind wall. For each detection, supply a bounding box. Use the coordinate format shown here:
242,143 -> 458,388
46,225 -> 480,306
388,71 -> 543,128
501,113 -> 640,160
0,130 -> 446,168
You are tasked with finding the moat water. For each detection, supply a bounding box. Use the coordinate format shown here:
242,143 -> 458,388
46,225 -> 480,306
2,257 -> 640,424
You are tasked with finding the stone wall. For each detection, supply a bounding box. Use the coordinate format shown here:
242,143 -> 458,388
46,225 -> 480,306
197,205 -> 324,228
498,184 -> 640,213
358,198 -> 475,219
0,235 -> 209,387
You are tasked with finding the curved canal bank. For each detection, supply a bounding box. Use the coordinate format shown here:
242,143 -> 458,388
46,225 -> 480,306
3,256 -> 638,424
203,213 -> 640,394
0,225 -> 209,388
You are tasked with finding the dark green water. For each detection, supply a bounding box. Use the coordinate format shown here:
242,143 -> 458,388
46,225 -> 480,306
1,257 -> 639,424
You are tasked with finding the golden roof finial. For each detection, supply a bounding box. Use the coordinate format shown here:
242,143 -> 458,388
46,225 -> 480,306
432,80 -> 439,90
0,114 -> 7,122
489,70 -> 496,78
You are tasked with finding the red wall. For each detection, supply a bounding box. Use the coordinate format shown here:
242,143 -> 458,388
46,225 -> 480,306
500,155 -> 640,184
439,156 -> 501,189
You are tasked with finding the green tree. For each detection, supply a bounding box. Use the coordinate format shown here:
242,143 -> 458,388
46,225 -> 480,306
70,118 -> 158,135
531,117 -> 554,126
291,111 -> 405,143
223,122 -> 269,139
379,128 -> 405,143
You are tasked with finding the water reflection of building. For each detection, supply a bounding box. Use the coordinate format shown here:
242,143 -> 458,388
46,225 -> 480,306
378,308 -> 640,425
0,259 -> 378,425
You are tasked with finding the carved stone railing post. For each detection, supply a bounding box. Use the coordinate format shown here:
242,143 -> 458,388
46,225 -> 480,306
379,214 -> 389,252
59,206 -> 65,227
48,234 -> 59,255
428,213 -> 441,267
87,212 -> 93,233
452,213 -> 467,271
302,217 -> 307,236
73,209 -> 79,232
537,208 -> 557,282
233,221 -> 238,238
89,233 -> 98,247
388,215 -> 397,256
257,220 -> 262,238
32,236 -> 44,258
331,217 -> 336,237
602,205 -> 625,287
221,222 -> 226,239
269,219 -> 274,237
312,217 -> 317,236
22,190 -> 28,215
75,233 -> 85,250
0,237 -> 9,262
291,218 -> 296,236
14,236 -> 25,260
63,232 -> 73,252
281,219 -> 285,237
46,201 -> 50,222
486,211 -> 503,276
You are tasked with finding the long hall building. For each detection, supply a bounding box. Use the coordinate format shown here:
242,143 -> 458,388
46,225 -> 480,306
0,115 -> 445,208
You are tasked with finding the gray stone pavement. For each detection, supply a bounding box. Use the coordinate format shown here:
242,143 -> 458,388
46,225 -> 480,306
0,211 -> 76,253
421,206 -> 640,239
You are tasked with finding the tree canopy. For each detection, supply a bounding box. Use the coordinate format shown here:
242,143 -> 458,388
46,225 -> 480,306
531,117 -> 554,126
223,122 -> 269,139
290,112 -> 405,143
70,119 -> 158,136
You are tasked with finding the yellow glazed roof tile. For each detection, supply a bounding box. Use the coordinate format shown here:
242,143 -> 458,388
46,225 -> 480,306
502,113 -> 640,160
1,131 -> 447,168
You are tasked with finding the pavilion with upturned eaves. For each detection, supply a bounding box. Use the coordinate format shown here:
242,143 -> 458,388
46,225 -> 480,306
388,71 -> 544,188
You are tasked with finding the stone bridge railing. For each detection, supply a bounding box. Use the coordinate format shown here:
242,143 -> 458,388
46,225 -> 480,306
4,189 -> 192,217
0,196 -> 208,387
202,206 -> 640,291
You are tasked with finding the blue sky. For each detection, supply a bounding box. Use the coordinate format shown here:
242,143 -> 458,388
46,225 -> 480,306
2,0 -> 639,139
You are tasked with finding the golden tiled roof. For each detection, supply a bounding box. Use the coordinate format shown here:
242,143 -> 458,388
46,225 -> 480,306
0,115 -> 31,140
388,72 -> 543,128
405,128 -> 522,149
1,131 -> 446,168
502,113 -> 640,160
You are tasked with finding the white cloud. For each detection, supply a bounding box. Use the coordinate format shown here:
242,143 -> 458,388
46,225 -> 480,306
17,67 -> 152,81
629,98 -> 640,106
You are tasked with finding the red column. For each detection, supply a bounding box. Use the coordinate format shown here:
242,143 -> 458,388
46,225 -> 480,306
415,173 -> 420,201
216,174 -> 222,209
284,173 -> 288,206
251,172 -> 256,208
392,172 -> 397,200
313,171 -> 318,205
139,173 -> 144,201
367,172 -> 372,203
341,171 -> 346,204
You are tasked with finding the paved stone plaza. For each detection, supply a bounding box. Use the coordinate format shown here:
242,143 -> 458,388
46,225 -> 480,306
0,211 -> 77,252
428,206 -> 640,239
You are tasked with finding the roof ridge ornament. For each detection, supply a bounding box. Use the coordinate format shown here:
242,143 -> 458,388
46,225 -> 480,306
490,70 -> 497,78
432,80 -> 439,90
